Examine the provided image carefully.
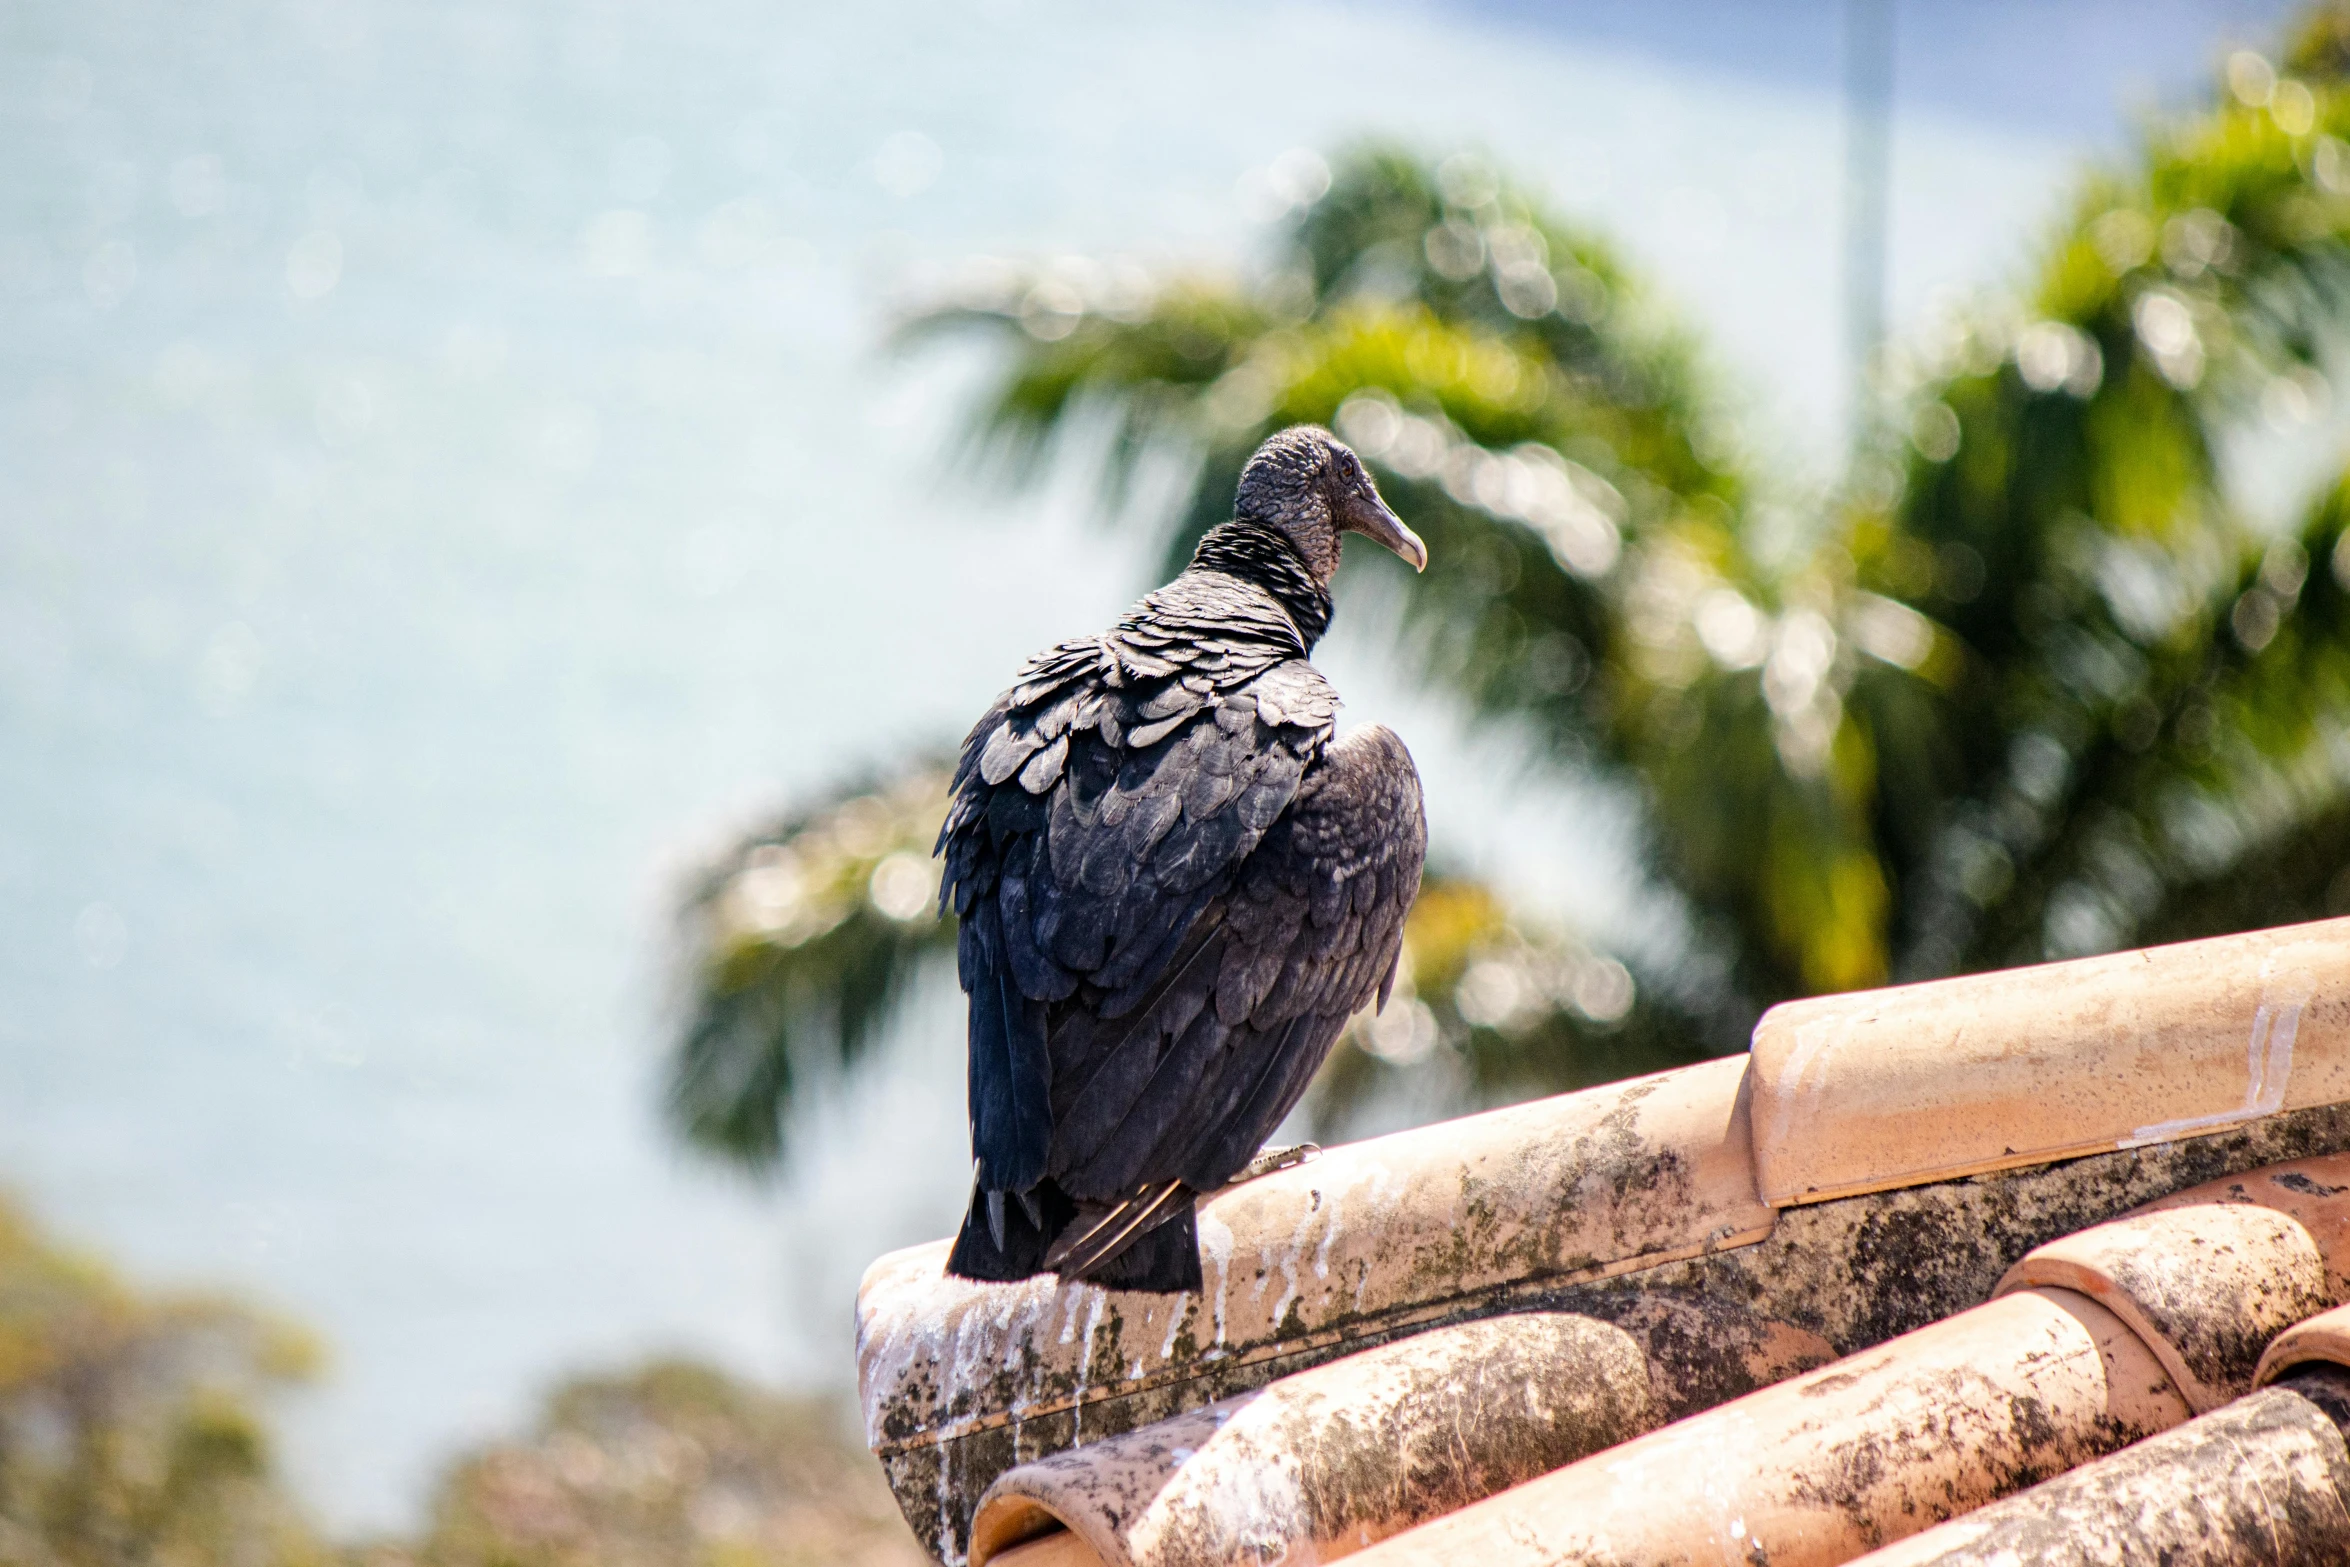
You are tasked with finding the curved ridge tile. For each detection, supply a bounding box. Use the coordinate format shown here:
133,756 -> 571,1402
1752,916 -> 2350,1206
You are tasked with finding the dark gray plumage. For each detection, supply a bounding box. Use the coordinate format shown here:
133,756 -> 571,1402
939,426 -> 1429,1293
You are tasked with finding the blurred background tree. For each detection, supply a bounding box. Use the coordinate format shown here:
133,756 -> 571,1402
0,1189 -> 923,1567
672,6 -> 2350,1170
0,1193 -> 327,1567
385,1362 -> 923,1567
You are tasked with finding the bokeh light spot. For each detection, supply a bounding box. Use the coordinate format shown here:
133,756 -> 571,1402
286,231 -> 343,299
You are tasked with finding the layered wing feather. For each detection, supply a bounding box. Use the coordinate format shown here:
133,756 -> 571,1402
941,564 -> 1425,1286
1038,724 -> 1425,1278
939,569 -> 1333,1195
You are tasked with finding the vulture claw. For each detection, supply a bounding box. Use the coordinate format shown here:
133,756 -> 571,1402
1236,1142 -> 1320,1183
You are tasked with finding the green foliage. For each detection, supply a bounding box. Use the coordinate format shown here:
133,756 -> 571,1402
1872,51 -> 2350,977
0,1192 -> 328,1567
0,1193 -> 933,1567
667,769 -> 955,1167
385,1362 -> 923,1567
669,4 -> 2350,1167
1311,872 -> 1709,1117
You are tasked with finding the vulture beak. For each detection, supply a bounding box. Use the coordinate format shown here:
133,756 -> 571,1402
1341,488 -> 1429,573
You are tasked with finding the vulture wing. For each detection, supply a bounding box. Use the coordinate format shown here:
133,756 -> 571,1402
939,566 -> 1426,1289
1040,722 -> 1426,1283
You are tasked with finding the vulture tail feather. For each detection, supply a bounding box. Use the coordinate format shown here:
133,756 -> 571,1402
946,1177 -> 1078,1283
1044,1182 -> 1189,1281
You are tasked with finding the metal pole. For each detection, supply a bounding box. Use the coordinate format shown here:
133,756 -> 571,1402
1844,0 -> 1894,431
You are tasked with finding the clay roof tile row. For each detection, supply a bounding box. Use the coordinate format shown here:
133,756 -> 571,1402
856,914 -> 2350,1567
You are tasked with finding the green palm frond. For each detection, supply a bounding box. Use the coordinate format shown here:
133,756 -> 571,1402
1957,471 -> 2350,965
1309,871 -> 1707,1133
667,766 -> 955,1169
1881,59 -> 2350,974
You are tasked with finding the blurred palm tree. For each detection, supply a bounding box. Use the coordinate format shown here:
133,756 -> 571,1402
671,5 -> 2350,1171
669,767 -> 957,1166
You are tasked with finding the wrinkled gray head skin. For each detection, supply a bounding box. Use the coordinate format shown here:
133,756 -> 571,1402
1233,425 -> 1428,584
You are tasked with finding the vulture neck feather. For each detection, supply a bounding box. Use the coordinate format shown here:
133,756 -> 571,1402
1186,519 -> 1335,652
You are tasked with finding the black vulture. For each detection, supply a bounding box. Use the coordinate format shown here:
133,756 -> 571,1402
937,425 -> 1430,1293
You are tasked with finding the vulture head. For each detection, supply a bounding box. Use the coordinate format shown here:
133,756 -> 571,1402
1235,425 -> 1428,583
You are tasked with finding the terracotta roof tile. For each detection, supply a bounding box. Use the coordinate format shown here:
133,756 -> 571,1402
1344,1287 -> 2185,1567
855,1053 -> 1766,1457
1750,917 -> 2350,1204
2130,1151 -> 2350,1295
2258,1301 -> 2350,1387
857,913 -> 2350,1565
1995,1200 -> 2331,1410
966,1314 -> 1656,1567
1845,1366 -> 2350,1566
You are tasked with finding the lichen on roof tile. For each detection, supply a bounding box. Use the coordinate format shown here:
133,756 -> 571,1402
966,1314 -> 1659,1567
1345,1286 -> 2187,1567
864,915 -> 2350,1564
1997,1200 -> 2332,1411
855,1053 -> 1769,1454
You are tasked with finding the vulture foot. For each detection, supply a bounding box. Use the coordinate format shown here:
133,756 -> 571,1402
1231,1142 -> 1320,1184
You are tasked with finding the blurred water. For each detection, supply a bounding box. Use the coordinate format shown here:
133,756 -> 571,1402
0,0 -> 2252,1533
